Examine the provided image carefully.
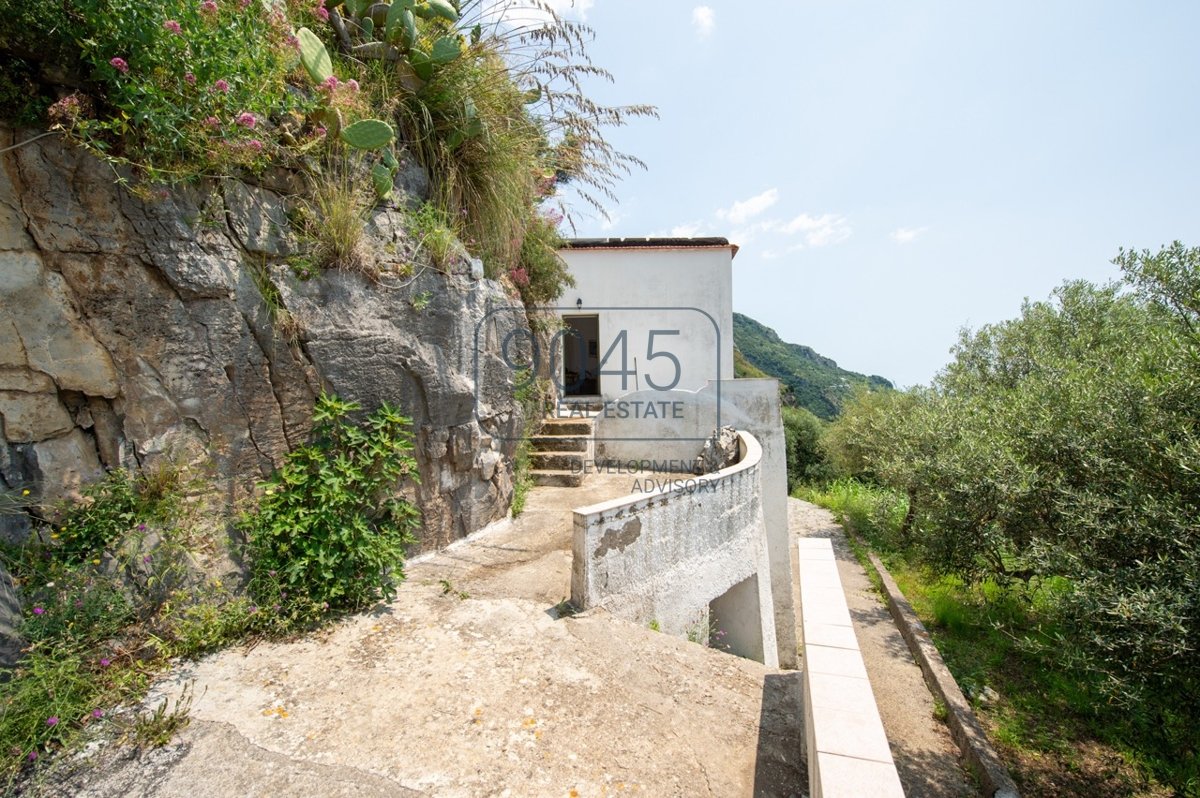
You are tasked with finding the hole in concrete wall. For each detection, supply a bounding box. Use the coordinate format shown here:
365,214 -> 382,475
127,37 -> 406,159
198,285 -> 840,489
708,574 -> 765,662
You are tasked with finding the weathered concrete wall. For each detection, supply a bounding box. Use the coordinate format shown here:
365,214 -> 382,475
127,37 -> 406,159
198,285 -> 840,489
591,378 -> 798,668
0,127 -> 527,551
571,431 -> 779,667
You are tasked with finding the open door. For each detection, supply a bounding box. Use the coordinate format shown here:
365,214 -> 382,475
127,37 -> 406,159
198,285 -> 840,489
561,315 -> 600,397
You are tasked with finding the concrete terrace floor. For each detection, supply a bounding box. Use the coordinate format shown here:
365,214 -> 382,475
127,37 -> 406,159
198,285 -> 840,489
38,473 -> 807,798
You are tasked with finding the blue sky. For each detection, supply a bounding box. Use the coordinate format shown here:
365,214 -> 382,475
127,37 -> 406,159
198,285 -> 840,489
532,1 -> 1200,387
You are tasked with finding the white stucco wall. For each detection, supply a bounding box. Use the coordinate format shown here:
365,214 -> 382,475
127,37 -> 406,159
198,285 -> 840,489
556,245 -> 735,401
571,431 -> 779,668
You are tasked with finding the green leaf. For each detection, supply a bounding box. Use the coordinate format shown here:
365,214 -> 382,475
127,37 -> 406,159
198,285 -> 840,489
372,163 -> 394,198
340,118 -> 396,150
297,27 -> 333,84
415,0 -> 458,22
360,16 -> 375,38
385,1 -> 407,43
430,35 -> 462,65
408,48 -> 434,81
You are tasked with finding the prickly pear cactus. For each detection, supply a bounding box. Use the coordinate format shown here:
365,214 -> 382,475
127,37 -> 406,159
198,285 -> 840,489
341,119 -> 396,150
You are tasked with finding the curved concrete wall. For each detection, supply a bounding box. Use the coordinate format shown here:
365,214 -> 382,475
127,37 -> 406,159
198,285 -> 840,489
571,431 -> 779,667
589,379 -> 798,669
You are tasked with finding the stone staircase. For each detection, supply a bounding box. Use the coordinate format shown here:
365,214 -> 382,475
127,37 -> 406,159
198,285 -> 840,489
529,399 -> 600,487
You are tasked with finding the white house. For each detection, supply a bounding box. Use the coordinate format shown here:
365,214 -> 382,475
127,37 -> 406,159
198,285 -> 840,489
555,238 -> 737,402
555,236 -> 798,669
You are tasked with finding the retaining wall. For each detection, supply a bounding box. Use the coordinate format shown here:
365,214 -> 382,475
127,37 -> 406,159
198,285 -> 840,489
571,431 -> 779,667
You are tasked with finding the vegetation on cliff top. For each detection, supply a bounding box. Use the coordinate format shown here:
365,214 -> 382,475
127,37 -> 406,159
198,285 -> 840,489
0,0 -> 654,305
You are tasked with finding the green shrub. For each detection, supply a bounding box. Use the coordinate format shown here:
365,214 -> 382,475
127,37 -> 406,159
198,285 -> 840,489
823,242 -> 1200,791
399,40 -> 543,274
513,210 -> 574,306
781,405 -> 832,489
2,0 -> 312,181
407,202 -> 458,271
51,470 -> 139,563
241,394 -> 422,616
0,649 -> 129,779
796,478 -> 908,552
52,463 -> 183,565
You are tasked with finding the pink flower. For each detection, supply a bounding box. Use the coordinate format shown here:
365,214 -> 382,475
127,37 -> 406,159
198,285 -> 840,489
235,111 -> 257,129
32,606 -> 45,615
247,139 -> 263,152
99,657 -> 111,667
285,34 -> 299,49
92,709 -> 104,719
346,79 -> 359,92
204,116 -> 220,128
109,57 -> 129,74
184,72 -> 196,85
211,79 -> 230,94
27,751 -> 36,762
46,717 -> 58,727
240,0 -> 252,7
163,19 -> 182,34
316,6 -> 329,20
321,75 -> 339,92
200,0 -> 218,14
313,125 -> 327,137
509,267 -> 529,287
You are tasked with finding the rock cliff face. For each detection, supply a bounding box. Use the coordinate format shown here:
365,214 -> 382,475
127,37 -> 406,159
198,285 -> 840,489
0,126 -> 529,551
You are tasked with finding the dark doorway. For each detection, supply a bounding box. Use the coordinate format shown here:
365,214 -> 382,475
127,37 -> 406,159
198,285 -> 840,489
561,315 -> 600,396
708,575 -> 765,662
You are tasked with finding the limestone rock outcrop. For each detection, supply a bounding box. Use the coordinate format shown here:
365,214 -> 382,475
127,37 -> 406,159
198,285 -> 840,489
0,126 -> 529,551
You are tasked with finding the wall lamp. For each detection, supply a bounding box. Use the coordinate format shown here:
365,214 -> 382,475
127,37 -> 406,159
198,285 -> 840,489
576,298 -> 583,310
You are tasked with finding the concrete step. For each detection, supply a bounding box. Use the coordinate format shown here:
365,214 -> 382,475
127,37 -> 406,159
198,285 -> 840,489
530,435 -> 588,453
558,398 -> 605,413
540,419 -> 593,436
531,470 -> 584,488
531,452 -> 585,471
555,408 -> 602,419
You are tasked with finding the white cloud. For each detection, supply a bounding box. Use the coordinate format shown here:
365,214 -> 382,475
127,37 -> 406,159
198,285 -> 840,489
716,188 -> 779,226
761,244 -> 806,260
599,209 -> 623,232
670,220 -> 704,237
779,213 -> 852,247
544,0 -> 594,19
729,219 -> 782,245
890,226 -> 928,244
692,6 -> 715,39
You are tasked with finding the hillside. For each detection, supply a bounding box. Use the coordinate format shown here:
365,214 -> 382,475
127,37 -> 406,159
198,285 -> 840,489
733,312 -> 892,419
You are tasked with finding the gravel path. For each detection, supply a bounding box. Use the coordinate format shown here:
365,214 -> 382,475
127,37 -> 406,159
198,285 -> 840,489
788,498 -> 978,798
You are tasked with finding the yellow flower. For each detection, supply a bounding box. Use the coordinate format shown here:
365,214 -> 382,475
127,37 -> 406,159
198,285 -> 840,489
92,559 -> 101,565
22,490 -> 30,496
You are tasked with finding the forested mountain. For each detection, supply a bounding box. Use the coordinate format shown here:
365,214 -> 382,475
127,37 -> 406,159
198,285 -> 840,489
732,312 -> 892,419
